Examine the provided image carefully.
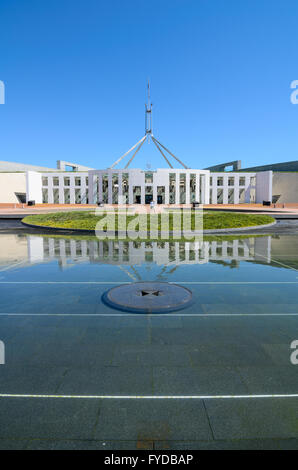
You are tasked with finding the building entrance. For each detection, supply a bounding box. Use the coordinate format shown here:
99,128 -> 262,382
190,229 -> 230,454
145,194 -> 153,204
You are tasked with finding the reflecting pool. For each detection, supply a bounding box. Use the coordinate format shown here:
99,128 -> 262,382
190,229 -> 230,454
0,232 -> 298,447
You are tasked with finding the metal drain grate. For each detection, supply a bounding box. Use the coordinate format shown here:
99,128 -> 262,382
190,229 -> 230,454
102,282 -> 192,314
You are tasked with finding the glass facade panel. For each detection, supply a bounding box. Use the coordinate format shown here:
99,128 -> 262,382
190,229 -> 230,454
102,174 -> 108,203
75,188 -> 81,203
217,189 -> 223,203
122,173 -> 129,204
179,173 -> 186,204
190,173 -> 196,202
42,188 -> 48,203
112,174 -> 118,204
250,188 -> 256,202
157,186 -> 165,204
228,189 -> 234,204
64,188 -> 70,203
133,186 -> 141,204
239,188 -> 245,203
53,188 -> 59,204
169,173 -> 176,204
145,172 -> 153,184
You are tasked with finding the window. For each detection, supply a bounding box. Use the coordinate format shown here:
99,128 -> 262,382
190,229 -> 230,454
42,177 -> 48,186
190,174 -> 196,202
42,188 -> 48,203
239,188 -> 245,203
102,174 -> 108,203
75,177 -> 81,186
179,173 -> 186,204
217,177 -> 223,186
228,177 -> 234,186
53,177 -> 59,186
217,189 -> 223,203
112,174 -> 118,204
53,188 -> 59,204
122,173 -> 129,204
64,188 -> 70,203
169,173 -> 176,204
75,189 -> 81,204
64,177 -> 70,186
145,172 -> 153,184
157,186 -> 165,204
239,177 -> 245,186
228,189 -> 234,204
133,186 -> 141,204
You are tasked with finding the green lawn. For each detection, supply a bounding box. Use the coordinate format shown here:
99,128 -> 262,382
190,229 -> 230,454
22,210 -> 275,231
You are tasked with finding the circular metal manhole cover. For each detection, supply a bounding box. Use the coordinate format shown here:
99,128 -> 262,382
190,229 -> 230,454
102,282 -> 192,314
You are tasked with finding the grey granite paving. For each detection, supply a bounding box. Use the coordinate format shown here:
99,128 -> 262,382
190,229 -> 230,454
204,398 -> 298,440
0,398 -> 100,440
93,399 -> 213,441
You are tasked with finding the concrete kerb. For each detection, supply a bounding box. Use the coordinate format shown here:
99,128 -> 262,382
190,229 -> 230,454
21,220 -> 277,236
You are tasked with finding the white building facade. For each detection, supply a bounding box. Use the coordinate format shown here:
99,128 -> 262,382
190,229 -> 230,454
30,168 -> 272,205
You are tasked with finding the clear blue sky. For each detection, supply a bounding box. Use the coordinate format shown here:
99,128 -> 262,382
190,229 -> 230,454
1,0 -> 298,170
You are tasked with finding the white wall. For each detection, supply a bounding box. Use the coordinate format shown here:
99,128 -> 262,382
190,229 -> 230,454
272,172 -> 298,203
26,171 -> 42,203
256,171 -> 272,203
0,173 -> 26,203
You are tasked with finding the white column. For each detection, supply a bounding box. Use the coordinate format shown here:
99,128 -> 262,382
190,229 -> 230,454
175,173 -> 180,204
185,173 -> 190,204
234,174 -> 240,204
195,173 -> 200,203
204,173 -> 210,203
48,176 -> 54,204
223,175 -> 228,204
245,176 -> 250,203
88,172 -> 94,204
98,173 -> 102,203
69,176 -> 75,204
118,172 -> 123,204
165,175 -> 169,204
129,178 -> 133,204
200,175 -> 206,203
81,175 -> 87,204
108,172 -> 113,204
141,183 -> 145,204
212,176 -> 218,204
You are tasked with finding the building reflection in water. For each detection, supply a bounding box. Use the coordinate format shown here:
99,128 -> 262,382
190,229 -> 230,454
26,235 -> 271,269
